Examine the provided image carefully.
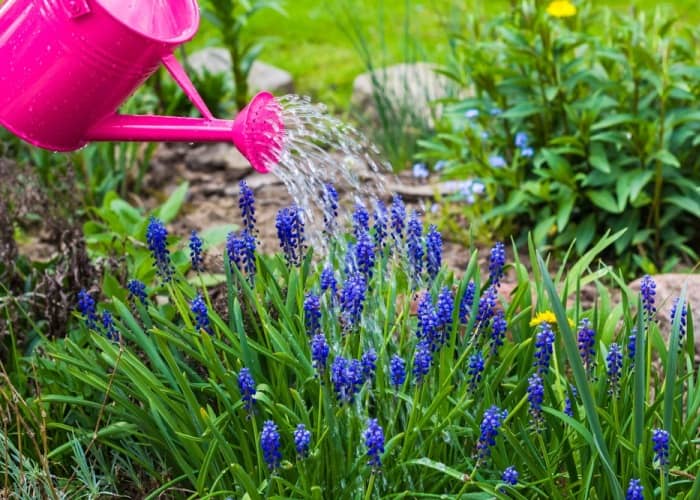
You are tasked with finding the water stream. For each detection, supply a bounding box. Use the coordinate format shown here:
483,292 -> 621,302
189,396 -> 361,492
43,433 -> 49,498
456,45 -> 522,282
257,94 -> 393,251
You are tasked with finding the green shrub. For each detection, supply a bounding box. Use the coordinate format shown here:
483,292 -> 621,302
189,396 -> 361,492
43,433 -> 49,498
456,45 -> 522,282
5,185 -> 698,498
419,0 -> 700,274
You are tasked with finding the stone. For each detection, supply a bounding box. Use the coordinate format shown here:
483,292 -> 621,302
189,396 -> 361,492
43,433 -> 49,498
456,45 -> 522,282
351,62 -> 456,122
187,47 -> 294,95
185,143 -> 251,179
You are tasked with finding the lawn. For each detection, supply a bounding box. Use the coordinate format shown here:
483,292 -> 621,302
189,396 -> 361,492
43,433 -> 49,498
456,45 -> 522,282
191,0 -> 700,109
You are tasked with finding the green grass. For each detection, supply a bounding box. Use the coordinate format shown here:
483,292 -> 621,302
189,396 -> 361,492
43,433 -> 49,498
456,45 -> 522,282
189,0 -> 700,110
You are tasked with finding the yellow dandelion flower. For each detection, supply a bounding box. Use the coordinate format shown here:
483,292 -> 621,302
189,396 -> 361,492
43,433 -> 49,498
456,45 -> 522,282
546,0 -> 577,18
530,310 -> 575,328
530,310 -> 556,327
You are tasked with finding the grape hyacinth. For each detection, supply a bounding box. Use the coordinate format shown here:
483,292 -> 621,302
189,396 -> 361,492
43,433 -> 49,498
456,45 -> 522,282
260,420 -> 281,470
353,203 -> 370,239
276,205 -> 305,267
488,242 -> 506,287
239,230 -> 257,279
413,340 -> 433,383
146,216 -> 173,282
363,419 -> 385,469
606,342 -> 623,398
390,354 -> 406,388
331,356 -> 363,404
628,327 -> 637,365
626,478 -> 644,500
310,333 -> 330,376
476,405 -> 507,462
189,230 -> 204,272
564,385 -> 578,417
101,310 -> 119,343
373,199 -> 388,250
459,280 -> 476,324
77,289 -> 98,330
640,275 -> 656,321
489,155 -> 507,168
476,285 -> 498,328
322,183 -> 339,234
340,273 -> 367,331
490,310 -> 507,356
190,294 -> 212,334
467,351 -> 484,392
670,297 -> 688,346
354,230 -> 376,280
226,231 -> 244,270
527,373 -> 545,430
406,210 -> 424,281
238,367 -> 256,413
577,318 -> 596,378
238,180 -> 256,234
294,423 -> 311,458
390,194 -> 406,248
514,131 -> 529,149
652,428 -> 669,467
126,279 -> 147,305
435,286 -> 454,344
416,293 -> 439,349
304,292 -> 322,337
361,349 -> 377,384
502,466 -> 519,486
533,322 -> 556,375
320,266 -> 338,299
425,225 -> 442,281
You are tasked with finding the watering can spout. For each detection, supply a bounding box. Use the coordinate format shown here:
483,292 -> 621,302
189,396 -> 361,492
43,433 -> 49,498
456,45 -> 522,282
86,91 -> 284,174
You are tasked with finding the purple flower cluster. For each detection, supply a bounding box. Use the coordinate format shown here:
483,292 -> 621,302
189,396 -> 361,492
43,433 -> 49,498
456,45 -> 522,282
459,280 -> 476,324
304,292 -> 322,337
238,367 -> 256,413
467,351 -> 484,392
189,230 -> 204,272
354,230 -> 376,280
361,349 -> 377,384
331,355 -> 364,404
626,478 -> 644,500
490,310 -> 507,356
652,428 -> 669,467
373,200 -> 388,249
406,210 -> 424,281
276,205 -> 305,267
101,310 -> 119,343
476,285 -> 498,327
435,287 -> 454,344
577,318 -> 596,377
310,333 -> 330,376
606,343 -> 623,398
226,231 -> 256,279
323,183 -> 339,234
502,466 -> 519,486
146,216 -> 173,282
190,294 -> 211,334
476,405 -> 507,462
77,289 -> 98,330
390,354 -> 406,388
238,180 -> 256,234
412,340 -> 433,383
353,203 -> 370,239
416,293 -> 438,349
640,275 -> 656,320
488,242 -> 506,286
533,323 -> 555,375
261,420 -> 281,470
670,297 -> 688,346
527,373 -> 545,430
425,225 -> 442,281
127,279 -> 147,305
390,194 -> 406,247
320,266 -> 338,299
364,418 -> 385,468
294,423 -> 311,457
340,273 -> 367,330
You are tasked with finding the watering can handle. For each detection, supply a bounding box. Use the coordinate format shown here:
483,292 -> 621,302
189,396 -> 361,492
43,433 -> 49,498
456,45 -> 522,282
161,53 -> 215,121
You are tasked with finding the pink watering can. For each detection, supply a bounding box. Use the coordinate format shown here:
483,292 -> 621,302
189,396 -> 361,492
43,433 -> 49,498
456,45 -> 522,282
0,0 -> 284,173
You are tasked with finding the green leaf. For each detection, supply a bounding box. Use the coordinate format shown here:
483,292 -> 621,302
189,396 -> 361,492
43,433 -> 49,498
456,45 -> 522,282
156,182 -> 189,223
587,190 -> 621,213
588,143 -> 610,173
591,113 -> 635,131
650,149 -> 680,168
201,224 -> 238,249
665,195 -> 700,218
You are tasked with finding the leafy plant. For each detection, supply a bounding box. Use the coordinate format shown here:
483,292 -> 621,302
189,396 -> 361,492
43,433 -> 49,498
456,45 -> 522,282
200,0 -> 286,111
420,0 -> 700,274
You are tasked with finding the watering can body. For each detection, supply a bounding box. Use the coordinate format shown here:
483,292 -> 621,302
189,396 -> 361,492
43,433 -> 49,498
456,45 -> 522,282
0,0 -> 283,172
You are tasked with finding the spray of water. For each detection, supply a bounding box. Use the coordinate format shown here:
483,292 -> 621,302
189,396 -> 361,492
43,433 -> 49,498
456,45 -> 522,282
258,94 -> 393,251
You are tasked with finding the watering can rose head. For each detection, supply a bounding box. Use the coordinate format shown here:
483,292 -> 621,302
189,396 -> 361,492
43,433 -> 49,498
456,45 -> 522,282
0,0 -> 284,173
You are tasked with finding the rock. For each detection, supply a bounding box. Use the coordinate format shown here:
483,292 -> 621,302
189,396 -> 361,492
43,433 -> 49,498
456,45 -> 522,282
185,143 -> 251,179
629,273 -> 700,359
351,62 -> 456,123
187,48 -> 294,95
